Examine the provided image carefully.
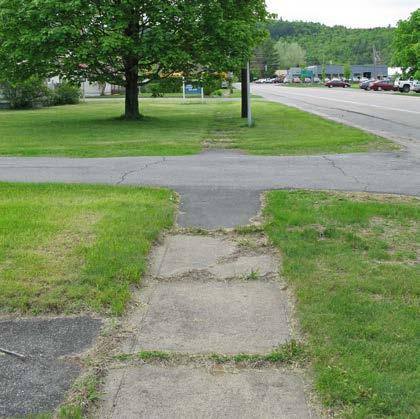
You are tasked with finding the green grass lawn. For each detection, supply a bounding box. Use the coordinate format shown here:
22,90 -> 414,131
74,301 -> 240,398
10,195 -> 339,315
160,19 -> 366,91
0,98 -> 396,157
263,191 -> 419,417
0,183 -> 174,315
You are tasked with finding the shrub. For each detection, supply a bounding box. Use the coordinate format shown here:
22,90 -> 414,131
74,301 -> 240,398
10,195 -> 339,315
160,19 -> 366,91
150,83 -> 164,97
211,89 -> 223,97
142,77 -> 183,95
52,82 -> 80,105
2,77 -> 51,109
158,77 -> 183,93
202,73 -> 223,96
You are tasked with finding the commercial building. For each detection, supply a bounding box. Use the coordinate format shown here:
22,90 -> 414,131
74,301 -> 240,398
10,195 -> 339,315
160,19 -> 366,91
306,64 -> 388,80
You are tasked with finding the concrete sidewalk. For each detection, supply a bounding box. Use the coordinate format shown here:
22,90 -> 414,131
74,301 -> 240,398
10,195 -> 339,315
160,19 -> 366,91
97,233 -> 316,418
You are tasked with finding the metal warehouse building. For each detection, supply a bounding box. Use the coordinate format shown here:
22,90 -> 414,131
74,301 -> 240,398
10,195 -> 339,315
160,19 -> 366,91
306,64 -> 388,80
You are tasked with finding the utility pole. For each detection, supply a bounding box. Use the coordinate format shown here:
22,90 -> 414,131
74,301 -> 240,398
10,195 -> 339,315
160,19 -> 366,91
372,46 -> 380,79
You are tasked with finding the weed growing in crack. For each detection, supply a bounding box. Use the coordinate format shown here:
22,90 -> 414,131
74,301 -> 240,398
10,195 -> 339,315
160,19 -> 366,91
137,351 -> 171,361
210,340 -> 307,365
114,340 -> 307,367
244,269 -> 260,280
235,225 -> 264,235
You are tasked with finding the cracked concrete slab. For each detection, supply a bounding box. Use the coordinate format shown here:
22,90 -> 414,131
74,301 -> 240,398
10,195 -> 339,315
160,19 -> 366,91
127,281 -> 290,354
98,364 -> 313,419
0,316 -> 102,417
150,235 -> 278,279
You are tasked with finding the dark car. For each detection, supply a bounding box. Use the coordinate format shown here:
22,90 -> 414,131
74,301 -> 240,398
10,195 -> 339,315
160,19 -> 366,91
371,79 -> 396,91
359,79 -> 373,90
325,79 -> 351,88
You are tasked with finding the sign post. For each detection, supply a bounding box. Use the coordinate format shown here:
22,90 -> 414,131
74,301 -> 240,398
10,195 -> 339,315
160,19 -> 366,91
241,68 -> 248,118
182,77 -> 186,101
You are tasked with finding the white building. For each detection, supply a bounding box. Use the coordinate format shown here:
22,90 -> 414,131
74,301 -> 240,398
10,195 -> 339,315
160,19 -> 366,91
47,76 -> 114,97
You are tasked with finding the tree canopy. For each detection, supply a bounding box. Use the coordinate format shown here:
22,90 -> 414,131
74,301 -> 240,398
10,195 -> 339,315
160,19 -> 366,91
0,0 -> 267,118
392,8 -> 420,78
251,38 -> 279,78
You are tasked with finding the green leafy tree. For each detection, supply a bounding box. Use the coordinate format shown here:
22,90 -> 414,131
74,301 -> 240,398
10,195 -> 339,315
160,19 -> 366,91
275,40 -> 306,68
321,64 -> 327,81
0,0 -> 267,119
252,38 -> 279,78
343,63 -> 352,80
392,8 -> 420,78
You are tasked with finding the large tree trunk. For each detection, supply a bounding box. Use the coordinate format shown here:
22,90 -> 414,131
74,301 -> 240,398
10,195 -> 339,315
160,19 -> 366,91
124,61 -> 140,120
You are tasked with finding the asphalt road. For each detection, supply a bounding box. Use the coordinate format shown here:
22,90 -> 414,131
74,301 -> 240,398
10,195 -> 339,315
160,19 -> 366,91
0,149 -> 418,227
251,84 -> 420,157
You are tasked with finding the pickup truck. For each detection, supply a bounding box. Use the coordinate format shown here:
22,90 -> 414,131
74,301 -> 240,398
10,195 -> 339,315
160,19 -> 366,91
394,78 -> 416,93
411,80 -> 420,93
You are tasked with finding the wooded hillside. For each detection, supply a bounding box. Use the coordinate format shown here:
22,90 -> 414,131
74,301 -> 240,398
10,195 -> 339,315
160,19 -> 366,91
268,20 -> 394,65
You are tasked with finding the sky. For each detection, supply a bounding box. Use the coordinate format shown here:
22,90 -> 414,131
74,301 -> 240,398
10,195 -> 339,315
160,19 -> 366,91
265,0 -> 418,28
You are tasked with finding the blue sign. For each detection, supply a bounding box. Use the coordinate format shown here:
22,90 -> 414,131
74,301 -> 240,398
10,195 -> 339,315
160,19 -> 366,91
185,85 -> 202,94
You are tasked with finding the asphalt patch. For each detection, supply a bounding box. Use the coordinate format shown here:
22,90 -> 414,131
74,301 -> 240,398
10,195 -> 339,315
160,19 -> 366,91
0,316 -> 102,417
176,187 -> 262,228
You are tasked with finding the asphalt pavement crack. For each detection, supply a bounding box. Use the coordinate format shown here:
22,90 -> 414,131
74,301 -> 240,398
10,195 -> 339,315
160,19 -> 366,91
322,155 -> 369,191
116,157 -> 167,185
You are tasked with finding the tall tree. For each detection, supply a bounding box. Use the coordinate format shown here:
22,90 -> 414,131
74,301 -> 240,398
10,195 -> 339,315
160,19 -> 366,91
392,8 -> 420,78
0,0 -> 267,119
252,38 -> 279,78
343,63 -> 352,80
275,40 -> 306,68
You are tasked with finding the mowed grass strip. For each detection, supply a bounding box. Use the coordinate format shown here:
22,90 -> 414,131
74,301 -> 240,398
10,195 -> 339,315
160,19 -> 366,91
0,183 -> 174,314
0,98 -> 396,157
263,191 -> 419,417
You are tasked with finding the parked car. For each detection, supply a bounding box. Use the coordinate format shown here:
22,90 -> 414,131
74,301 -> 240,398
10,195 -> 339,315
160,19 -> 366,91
325,79 -> 350,88
292,77 -> 302,83
359,79 -> 374,90
313,77 -> 321,83
411,80 -> 420,93
394,78 -> 416,93
370,79 -> 396,91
